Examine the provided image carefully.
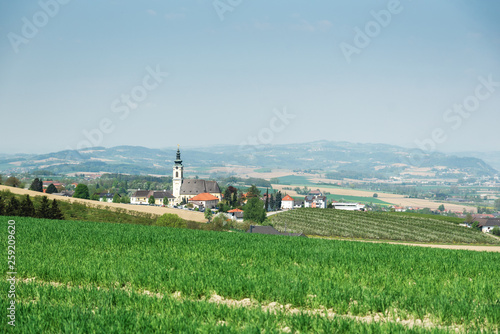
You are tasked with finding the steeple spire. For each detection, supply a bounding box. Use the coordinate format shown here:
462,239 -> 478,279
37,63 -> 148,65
174,145 -> 182,165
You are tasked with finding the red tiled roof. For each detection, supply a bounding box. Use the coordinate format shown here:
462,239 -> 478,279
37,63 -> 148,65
282,195 -> 294,201
189,193 -> 219,201
228,208 -> 243,213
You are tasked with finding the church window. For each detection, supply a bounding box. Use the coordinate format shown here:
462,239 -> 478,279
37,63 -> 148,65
176,172 -> 178,178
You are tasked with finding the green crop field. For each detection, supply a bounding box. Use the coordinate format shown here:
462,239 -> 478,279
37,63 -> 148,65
2,216 -> 499,333
270,208 -> 499,244
276,175 -> 315,185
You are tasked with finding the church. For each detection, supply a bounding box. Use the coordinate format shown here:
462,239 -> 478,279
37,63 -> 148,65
172,147 -> 222,204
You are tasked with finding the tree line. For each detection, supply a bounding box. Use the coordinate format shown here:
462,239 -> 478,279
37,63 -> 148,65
0,194 -> 64,220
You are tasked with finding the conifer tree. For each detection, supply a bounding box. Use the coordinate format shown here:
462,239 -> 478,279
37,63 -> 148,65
37,196 -> 51,219
6,197 -> 20,216
45,183 -> 58,194
275,191 -> 282,210
49,199 -> 64,220
0,196 -> 5,215
29,178 -> 44,192
20,195 -> 36,217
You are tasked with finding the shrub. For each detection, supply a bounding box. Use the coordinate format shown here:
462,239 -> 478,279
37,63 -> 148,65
492,226 -> 500,237
155,213 -> 186,228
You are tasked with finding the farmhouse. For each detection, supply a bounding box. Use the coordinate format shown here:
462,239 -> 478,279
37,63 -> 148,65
473,218 -> 500,233
172,147 -> 222,204
281,195 -> 294,209
304,195 -> 327,209
189,192 -> 220,209
98,192 -> 119,203
130,190 -> 174,205
226,208 -> 244,221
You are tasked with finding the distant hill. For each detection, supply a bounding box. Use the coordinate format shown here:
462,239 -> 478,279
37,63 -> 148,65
0,141 -> 497,178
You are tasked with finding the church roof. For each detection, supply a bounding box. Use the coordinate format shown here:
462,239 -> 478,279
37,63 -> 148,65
189,193 -> 219,201
180,179 -> 220,195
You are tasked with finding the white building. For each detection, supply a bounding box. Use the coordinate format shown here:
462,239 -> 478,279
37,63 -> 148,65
281,195 -> 294,210
331,203 -> 365,211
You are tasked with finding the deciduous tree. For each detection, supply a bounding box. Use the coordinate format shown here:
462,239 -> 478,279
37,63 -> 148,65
243,197 -> 266,223
112,193 -> 121,203
155,213 -> 186,228
5,176 -> 20,187
148,195 -> 155,205
205,208 -> 213,222
73,184 -> 90,199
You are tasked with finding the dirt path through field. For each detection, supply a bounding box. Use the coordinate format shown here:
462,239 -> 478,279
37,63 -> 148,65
0,185 -> 206,222
21,277 -> 462,331
315,237 -> 500,253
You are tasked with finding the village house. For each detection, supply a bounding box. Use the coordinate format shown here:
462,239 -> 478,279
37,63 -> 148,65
304,195 -> 327,209
471,218 -> 500,233
226,208 -> 244,221
130,190 -> 174,205
188,192 -> 220,209
98,192 -> 119,203
281,195 -> 294,210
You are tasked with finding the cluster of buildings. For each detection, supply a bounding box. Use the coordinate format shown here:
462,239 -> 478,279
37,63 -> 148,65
131,147 -> 222,210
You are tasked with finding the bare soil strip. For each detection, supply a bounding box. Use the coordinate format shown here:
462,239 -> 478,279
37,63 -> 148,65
309,236 -> 500,253
19,277 -> 465,331
0,185 -> 206,222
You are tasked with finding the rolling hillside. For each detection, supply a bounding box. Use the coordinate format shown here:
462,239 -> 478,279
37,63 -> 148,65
1,141 -> 496,178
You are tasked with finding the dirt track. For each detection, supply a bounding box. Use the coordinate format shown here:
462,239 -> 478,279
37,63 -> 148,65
0,185 -> 206,222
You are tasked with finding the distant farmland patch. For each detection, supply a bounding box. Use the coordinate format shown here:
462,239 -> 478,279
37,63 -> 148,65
253,168 -> 272,173
276,175 -> 314,185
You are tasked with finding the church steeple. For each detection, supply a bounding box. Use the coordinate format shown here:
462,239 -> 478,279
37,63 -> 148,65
172,145 -> 183,201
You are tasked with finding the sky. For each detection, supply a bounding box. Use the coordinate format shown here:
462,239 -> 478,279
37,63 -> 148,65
0,0 -> 499,155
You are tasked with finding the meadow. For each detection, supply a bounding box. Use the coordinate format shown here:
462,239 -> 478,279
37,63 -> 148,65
270,208 -> 498,244
2,216 -> 499,332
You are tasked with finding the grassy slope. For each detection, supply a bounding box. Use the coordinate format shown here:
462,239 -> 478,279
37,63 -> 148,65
0,189 -> 156,225
270,208 -> 498,244
2,217 -> 499,332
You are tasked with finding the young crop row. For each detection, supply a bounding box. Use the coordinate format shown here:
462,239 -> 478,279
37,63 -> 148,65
1,281 -> 456,334
270,208 -> 498,244
3,217 -> 499,331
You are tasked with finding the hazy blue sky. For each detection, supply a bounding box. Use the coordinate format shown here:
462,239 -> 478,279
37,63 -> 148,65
1,0 -> 499,154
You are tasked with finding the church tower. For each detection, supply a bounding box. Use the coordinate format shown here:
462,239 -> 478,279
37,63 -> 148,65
172,146 -> 183,200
